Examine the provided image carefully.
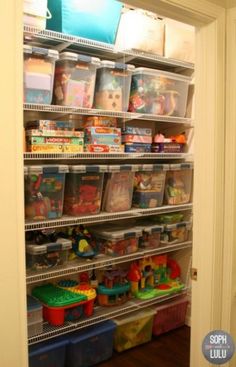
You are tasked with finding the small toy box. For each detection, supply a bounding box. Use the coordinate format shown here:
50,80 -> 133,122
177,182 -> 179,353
164,163 -> 193,205
26,238 -> 72,272
24,45 -> 58,104
129,68 -> 190,117
83,116 -> 117,128
53,52 -> 100,107
85,144 -> 124,153
47,0 -> 122,44
122,126 -> 152,136
29,337 -> 68,367
102,165 -> 139,212
152,132 -> 186,153
125,143 -> 151,153
122,134 -> 152,144
24,165 -> 68,221
94,61 -> 135,112
27,295 -> 43,338
84,127 -> 121,145
25,120 -> 76,131
90,224 -> 142,256
64,165 -> 107,216
161,221 -> 192,245
66,321 -> 116,367
133,164 -> 168,208
152,297 -> 189,336
113,309 -> 155,352
138,224 -> 164,249
24,0 -> 49,29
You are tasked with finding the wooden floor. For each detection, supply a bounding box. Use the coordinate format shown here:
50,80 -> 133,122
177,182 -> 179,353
98,326 -> 190,367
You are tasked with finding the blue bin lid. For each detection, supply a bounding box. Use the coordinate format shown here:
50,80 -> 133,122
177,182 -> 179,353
29,337 -> 69,357
68,320 -> 116,344
27,295 -> 42,312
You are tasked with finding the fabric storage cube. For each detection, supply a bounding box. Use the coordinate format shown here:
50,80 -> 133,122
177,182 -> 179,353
115,8 -> 164,55
161,221 -> 192,245
65,321 -> 116,367
24,45 -> 58,104
90,224 -> 142,256
133,164 -> 168,208
53,52 -> 100,107
64,165 -> 107,216
113,309 -> 155,352
138,224 -> 164,249
29,337 -> 68,367
164,18 -> 195,63
129,68 -> 190,117
24,0 -> 49,29
152,297 -> 189,336
165,163 -> 193,205
94,61 -> 135,112
27,296 -> 43,337
102,165 -> 138,212
24,165 -> 68,221
47,0 -> 122,44
26,238 -> 72,272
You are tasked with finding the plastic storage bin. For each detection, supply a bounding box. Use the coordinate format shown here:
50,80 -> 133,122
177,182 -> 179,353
94,61 -> 135,112
24,165 -> 68,221
138,224 -> 163,249
102,165 -> 138,212
47,0 -> 122,44
164,163 -> 193,205
66,321 -> 116,367
90,224 -> 142,256
27,296 -> 43,338
113,309 -> 155,352
24,0 -> 49,29
133,164 -> 168,208
26,238 -> 72,272
161,221 -> 192,245
24,45 -> 58,104
152,297 -> 188,336
29,338 -> 68,367
129,68 -> 190,117
53,52 -> 100,107
64,165 -> 107,216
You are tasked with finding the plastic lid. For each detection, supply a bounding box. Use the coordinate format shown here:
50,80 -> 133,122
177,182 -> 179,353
132,67 -> 191,82
165,221 -> 192,230
100,60 -> 135,71
59,52 -> 100,66
113,308 -> 156,325
141,224 -> 164,234
24,45 -> 59,59
91,225 -> 142,240
69,320 -> 116,344
138,164 -> 169,172
27,295 -> 42,312
108,164 -> 139,172
27,165 -> 69,174
26,238 -> 72,255
168,162 -> 193,170
69,165 -> 107,173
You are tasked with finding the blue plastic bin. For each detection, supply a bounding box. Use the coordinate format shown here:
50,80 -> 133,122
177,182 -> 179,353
29,338 -> 68,367
66,321 -> 116,367
47,0 -> 122,44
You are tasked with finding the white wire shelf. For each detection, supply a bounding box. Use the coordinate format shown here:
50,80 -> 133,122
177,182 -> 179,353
24,25 -> 194,71
28,289 -> 188,345
26,241 -> 192,285
24,103 -> 192,124
25,203 -> 193,231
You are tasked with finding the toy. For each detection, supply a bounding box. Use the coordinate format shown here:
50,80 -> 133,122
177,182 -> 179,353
97,268 -> 131,306
161,221 -> 192,245
152,132 -> 186,153
85,144 -> 124,153
138,224 -> 163,249
165,163 -> 193,205
95,90 -> 122,111
125,143 -> 151,153
83,116 -> 117,128
84,127 -> 121,145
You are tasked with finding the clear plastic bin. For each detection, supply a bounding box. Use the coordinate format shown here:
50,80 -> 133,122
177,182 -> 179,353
26,238 -> 72,271
24,0 -> 48,29
133,164 -> 168,208
94,61 -> 135,112
27,295 -> 43,324
24,165 -> 68,221
161,221 -> 192,245
28,320 -> 43,338
129,68 -> 190,117
53,52 -> 100,107
24,45 -> 58,104
64,165 -> 107,216
102,165 -> 138,212
165,163 -> 193,205
90,225 -> 142,256
113,309 -> 155,352
138,224 -> 163,249
29,338 -> 68,367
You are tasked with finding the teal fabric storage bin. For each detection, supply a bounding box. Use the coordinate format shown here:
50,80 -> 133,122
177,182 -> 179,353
47,0 -> 122,44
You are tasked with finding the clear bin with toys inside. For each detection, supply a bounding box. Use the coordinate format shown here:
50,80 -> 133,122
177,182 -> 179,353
24,165 -> 68,221
63,165 -> 107,216
161,221 -> 192,245
53,52 -> 100,107
164,163 -> 193,205
138,224 -> 164,249
24,45 -> 58,104
27,295 -> 43,338
129,67 -> 190,117
94,61 -> 134,112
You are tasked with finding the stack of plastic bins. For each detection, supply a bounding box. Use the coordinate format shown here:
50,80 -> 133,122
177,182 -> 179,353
63,165 -> 107,216
23,0 -> 48,29
138,224 -> 164,249
26,238 -> 72,272
164,163 -> 193,205
129,68 -> 191,116
29,337 -> 68,367
27,295 -> 43,338
23,45 -> 59,104
53,52 -> 100,107
65,321 -> 116,367
161,221 -> 192,246
133,164 -> 169,208
94,61 -> 135,111
24,165 -> 68,221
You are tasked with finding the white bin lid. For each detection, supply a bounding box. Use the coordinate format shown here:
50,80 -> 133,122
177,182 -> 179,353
113,309 -> 156,326
132,67 -> 191,82
91,225 -> 142,240
168,162 -> 193,171
100,60 -> 135,71
58,52 -> 100,66
164,221 -> 192,230
69,165 -> 107,173
26,238 -> 72,255
107,164 -> 139,172
138,164 -> 169,172
139,224 -> 164,234
27,165 -> 69,174
24,45 -> 59,59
